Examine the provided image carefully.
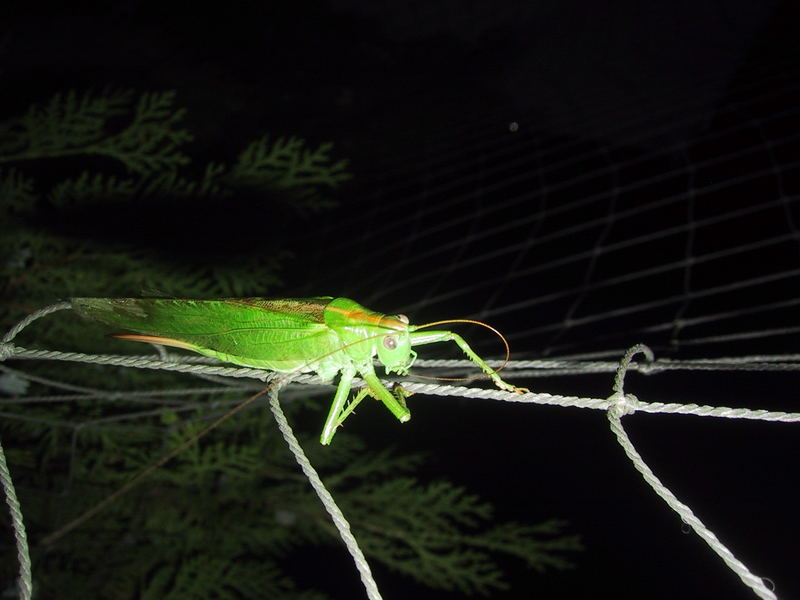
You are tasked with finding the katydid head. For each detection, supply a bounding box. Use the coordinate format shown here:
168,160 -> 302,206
376,313 -> 416,375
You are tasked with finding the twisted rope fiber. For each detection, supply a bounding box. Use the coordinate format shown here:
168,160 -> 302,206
2,303 -> 798,598
3,346 -> 275,381
0,303 -> 71,600
267,380 -> 383,600
414,356 -> 800,373
399,382 -> 800,423
0,438 -> 32,600
1,301 -> 72,344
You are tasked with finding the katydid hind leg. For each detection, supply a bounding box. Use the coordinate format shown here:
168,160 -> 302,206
409,330 -> 528,393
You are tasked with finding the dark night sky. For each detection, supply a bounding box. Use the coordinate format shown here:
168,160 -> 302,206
3,2 -> 799,599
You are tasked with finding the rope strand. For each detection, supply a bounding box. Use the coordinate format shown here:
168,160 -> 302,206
268,380 -> 383,600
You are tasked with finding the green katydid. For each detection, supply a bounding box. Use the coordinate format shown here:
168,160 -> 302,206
71,296 -> 527,445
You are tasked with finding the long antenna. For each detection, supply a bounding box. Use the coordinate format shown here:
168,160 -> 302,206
40,383 -> 274,547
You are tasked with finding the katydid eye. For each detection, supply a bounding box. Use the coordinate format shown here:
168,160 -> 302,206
383,335 -> 397,350
397,314 -> 409,324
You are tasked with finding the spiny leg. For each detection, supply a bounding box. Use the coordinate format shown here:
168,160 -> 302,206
336,386 -> 372,426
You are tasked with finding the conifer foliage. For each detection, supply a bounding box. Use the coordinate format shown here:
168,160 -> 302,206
0,90 -> 580,598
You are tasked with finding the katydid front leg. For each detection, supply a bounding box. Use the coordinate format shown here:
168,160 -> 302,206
408,330 -> 529,393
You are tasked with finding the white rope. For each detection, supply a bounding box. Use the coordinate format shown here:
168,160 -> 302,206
398,381 -> 800,424
267,380 -> 383,600
1,303 -> 796,599
4,345 -> 275,381
0,437 -> 32,600
412,355 -> 800,373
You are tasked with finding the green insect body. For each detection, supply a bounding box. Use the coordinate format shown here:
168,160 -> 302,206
71,296 -> 524,444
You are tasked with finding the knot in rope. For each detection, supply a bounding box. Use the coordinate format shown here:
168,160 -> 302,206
607,392 -> 639,418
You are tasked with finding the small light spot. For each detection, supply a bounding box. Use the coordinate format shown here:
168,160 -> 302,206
508,121 -> 519,132
275,509 -> 297,527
